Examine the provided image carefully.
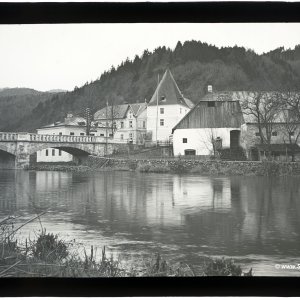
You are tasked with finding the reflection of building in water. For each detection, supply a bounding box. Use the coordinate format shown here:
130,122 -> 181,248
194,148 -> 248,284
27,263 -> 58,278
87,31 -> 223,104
239,177 -> 300,245
172,176 -> 232,211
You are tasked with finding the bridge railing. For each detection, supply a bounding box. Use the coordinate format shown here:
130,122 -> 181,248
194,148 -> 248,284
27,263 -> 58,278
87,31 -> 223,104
0,132 -> 115,143
0,132 -> 19,141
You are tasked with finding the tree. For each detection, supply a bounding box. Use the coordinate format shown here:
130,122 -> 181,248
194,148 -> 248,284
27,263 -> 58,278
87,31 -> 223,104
280,92 -> 300,161
241,92 -> 283,159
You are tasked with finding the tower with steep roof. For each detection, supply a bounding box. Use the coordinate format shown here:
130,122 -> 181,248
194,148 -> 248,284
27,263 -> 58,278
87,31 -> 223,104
146,69 -> 194,143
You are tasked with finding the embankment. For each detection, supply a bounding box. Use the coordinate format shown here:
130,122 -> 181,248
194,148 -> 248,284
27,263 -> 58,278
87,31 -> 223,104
83,156 -> 300,176
29,156 -> 300,176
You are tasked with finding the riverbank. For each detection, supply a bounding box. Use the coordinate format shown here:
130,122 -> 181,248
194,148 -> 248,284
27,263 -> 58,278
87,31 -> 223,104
0,216 -> 251,277
30,157 -> 300,176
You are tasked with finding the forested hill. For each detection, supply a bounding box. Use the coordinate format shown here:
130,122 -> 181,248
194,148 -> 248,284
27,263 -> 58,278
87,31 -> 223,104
3,40 -> 300,132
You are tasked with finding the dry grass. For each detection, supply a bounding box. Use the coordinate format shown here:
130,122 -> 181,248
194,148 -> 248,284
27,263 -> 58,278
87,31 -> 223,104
0,215 -> 252,277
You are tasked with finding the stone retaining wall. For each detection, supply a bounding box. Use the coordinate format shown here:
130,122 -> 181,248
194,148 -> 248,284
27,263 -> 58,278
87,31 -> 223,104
85,156 -> 300,176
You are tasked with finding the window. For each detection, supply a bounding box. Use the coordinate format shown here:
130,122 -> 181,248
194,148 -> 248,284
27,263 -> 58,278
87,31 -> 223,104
59,132 -> 62,135
70,132 -> 74,136
59,150 -> 62,156
208,101 -> 216,107
121,121 -> 124,128
255,132 -> 260,137
161,96 -> 166,101
129,133 -> 133,139
52,149 -> 55,156
90,133 -> 95,136
180,108 -> 182,114
143,121 -> 146,128
45,150 -> 48,156
160,108 -> 164,114
100,133 -> 104,137
109,133 -> 113,137
272,131 -> 278,136
183,138 -> 187,143
185,149 -> 196,155
121,134 -> 124,140
80,133 -> 84,136
160,119 -> 164,126
129,120 -> 133,128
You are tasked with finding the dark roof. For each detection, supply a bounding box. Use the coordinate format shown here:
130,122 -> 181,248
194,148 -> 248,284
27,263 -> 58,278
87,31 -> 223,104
173,99 -> 245,132
255,144 -> 300,153
148,69 -> 194,108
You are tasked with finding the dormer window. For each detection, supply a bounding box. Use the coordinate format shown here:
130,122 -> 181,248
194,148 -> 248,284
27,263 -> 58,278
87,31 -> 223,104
161,95 -> 166,102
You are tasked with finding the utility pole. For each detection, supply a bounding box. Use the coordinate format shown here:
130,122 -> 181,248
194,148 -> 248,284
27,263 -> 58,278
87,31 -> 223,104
85,107 -> 91,135
105,100 -> 108,156
156,73 -> 159,147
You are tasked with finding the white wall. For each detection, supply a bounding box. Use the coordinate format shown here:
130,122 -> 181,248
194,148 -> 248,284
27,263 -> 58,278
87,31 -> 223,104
36,126 -> 86,162
108,107 -> 147,144
147,104 -> 190,142
173,127 -> 240,156
37,148 -> 73,162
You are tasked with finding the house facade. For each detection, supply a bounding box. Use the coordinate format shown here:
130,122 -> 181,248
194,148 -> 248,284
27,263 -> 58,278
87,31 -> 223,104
172,90 -> 245,157
146,69 -> 194,144
36,114 -> 87,162
172,89 -> 300,161
93,103 -> 147,145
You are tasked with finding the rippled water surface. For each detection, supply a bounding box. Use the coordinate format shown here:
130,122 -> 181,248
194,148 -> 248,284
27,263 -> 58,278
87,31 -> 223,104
1,170 -> 300,276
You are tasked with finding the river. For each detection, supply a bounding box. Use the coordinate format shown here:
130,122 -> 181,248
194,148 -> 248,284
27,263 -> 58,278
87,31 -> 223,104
1,169 -> 300,276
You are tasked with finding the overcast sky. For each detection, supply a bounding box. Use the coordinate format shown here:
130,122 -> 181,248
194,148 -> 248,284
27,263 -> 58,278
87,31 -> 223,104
1,23 -> 300,92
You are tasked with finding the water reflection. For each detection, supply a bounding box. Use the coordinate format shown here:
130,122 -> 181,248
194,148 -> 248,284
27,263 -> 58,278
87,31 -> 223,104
1,170 -> 300,275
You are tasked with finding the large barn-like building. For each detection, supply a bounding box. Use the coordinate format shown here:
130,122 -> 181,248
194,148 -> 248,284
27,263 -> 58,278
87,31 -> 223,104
172,88 -> 246,157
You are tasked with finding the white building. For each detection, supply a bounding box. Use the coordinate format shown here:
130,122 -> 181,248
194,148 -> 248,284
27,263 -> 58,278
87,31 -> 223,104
146,69 -> 194,144
94,103 -> 147,145
172,89 -> 245,157
36,114 -> 87,162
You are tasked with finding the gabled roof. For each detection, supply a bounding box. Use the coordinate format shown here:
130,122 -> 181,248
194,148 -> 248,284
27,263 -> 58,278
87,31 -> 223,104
94,104 -> 130,120
94,103 -> 147,120
148,69 -> 194,108
129,103 -> 147,116
172,98 -> 244,132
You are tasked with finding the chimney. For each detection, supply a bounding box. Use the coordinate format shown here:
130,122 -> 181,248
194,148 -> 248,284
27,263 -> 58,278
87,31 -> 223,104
207,85 -> 213,93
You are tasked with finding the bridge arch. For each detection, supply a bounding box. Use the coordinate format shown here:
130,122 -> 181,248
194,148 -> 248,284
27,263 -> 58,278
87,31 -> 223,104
28,143 -> 95,156
0,143 -> 16,156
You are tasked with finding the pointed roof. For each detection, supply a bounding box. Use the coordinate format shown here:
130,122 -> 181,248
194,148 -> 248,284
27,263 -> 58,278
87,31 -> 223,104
129,103 -> 147,116
93,102 -> 147,120
148,69 -> 194,108
94,104 -> 130,120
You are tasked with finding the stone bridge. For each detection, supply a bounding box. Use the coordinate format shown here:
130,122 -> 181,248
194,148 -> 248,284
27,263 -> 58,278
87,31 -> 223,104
0,132 -> 128,169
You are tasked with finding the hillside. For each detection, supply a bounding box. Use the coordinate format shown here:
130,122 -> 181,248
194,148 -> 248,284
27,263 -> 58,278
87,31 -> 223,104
2,40 -> 300,132
0,88 -> 65,131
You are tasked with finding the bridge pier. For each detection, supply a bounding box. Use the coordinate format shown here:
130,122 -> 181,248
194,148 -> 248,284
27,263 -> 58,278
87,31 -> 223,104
15,153 -> 31,169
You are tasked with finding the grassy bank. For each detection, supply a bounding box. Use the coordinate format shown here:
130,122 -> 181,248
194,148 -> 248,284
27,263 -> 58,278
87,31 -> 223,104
0,215 -> 252,277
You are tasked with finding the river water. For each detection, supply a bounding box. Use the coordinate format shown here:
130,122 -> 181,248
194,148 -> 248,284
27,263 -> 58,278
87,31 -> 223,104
1,169 -> 300,276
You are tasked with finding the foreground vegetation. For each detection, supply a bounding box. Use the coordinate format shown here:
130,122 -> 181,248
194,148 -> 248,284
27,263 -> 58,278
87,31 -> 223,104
0,214 -> 252,277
